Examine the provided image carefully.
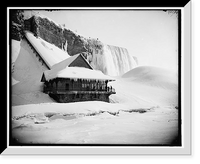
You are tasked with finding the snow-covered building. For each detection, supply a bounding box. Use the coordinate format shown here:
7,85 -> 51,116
41,54 -> 116,103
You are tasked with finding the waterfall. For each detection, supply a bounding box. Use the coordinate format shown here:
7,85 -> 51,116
88,44 -> 137,76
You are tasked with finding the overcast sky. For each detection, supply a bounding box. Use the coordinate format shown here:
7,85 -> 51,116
26,9 -> 178,71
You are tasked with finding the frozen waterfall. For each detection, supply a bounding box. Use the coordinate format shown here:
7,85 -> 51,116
88,44 -> 137,76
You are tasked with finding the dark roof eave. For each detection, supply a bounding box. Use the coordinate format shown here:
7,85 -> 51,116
46,76 -> 115,82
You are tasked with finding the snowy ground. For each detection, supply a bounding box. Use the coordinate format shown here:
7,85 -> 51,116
12,105 -> 178,145
11,37 -> 179,145
11,66 -> 179,145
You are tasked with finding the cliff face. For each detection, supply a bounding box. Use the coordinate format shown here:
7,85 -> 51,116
24,15 -> 138,76
10,10 -> 24,41
24,16 -> 87,56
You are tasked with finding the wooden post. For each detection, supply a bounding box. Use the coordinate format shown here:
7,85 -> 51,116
71,79 -> 74,91
105,80 -> 108,92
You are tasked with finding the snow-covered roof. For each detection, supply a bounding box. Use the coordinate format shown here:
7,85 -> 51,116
51,53 -> 93,71
44,66 -> 115,81
42,53 -> 114,81
25,31 -> 69,68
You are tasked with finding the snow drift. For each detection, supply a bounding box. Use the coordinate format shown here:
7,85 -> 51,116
110,66 -> 178,107
12,31 -> 70,105
12,38 -> 51,105
122,66 -> 178,90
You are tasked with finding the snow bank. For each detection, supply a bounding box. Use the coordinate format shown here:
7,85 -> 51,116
12,104 -> 179,145
12,91 -> 56,106
12,101 -> 129,118
12,32 -> 72,105
11,39 -> 21,63
122,66 -> 178,90
25,31 -> 69,68
12,77 -> 19,85
110,66 -> 178,107
11,39 -> 21,85
12,38 -> 55,105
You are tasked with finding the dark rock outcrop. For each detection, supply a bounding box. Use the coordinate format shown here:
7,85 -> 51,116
10,10 -> 25,41
24,16 -> 88,56
11,22 -> 22,41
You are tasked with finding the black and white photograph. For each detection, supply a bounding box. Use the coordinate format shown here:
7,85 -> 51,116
4,2 -> 195,155
0,1 -> 194,157
9,8 -> 181,147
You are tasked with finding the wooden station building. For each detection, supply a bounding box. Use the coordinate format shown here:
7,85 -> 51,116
41,53 -> 116,103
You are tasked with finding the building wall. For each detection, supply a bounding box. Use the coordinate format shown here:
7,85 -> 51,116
45,77 -> 113,103
69,55 -> 92,69
48,78 -> 107,92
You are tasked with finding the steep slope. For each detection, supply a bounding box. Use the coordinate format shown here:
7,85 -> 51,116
11,28 -> 72,105
12,38 -> 52,105
24,31 -> 69,68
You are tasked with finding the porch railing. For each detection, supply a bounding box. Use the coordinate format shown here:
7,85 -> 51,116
44,86 -> 115,93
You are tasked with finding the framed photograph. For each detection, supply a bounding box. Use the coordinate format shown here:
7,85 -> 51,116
2,1 -> 191,155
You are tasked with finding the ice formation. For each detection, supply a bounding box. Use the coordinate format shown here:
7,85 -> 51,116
87,44 -> 137,76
